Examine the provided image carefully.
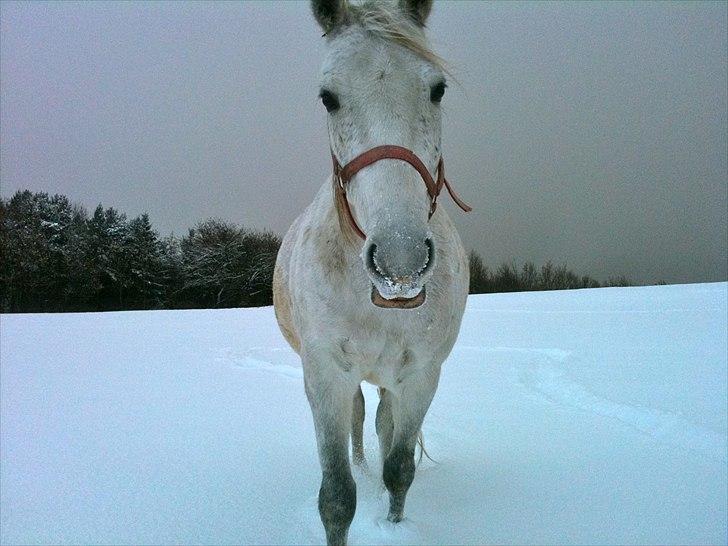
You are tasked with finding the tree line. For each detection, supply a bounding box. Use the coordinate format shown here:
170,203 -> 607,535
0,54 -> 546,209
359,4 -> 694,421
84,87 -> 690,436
0,190 -> 279,312
468,252 -> 629,294
0,190 -> 629,313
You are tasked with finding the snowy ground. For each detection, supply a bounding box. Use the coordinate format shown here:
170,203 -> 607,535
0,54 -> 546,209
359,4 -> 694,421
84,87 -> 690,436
1,284 -> 726,545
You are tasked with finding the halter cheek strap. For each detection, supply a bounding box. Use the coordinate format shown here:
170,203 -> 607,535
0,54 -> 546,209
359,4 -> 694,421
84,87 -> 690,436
331,145 -> 472,240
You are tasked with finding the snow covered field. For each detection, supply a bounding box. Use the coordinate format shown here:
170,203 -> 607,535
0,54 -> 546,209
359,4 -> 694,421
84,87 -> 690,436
1,284 -> 726,545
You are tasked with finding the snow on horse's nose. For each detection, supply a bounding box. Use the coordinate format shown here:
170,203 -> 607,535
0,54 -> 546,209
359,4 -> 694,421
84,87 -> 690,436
363,231 -> 434,297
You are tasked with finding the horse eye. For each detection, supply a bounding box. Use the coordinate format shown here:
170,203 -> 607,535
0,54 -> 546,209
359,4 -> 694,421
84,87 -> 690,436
430,81 -> 446,103
319,90 -> 340,112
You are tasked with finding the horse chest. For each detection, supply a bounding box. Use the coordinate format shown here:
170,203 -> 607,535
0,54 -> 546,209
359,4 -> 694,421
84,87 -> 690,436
339,329 -> 426,389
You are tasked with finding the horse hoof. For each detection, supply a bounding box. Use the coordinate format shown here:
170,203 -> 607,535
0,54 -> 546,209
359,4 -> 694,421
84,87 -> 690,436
387,512 -> 403,523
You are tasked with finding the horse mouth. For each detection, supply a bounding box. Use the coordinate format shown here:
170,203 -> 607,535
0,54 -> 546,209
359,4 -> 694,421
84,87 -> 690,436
371,285 -> 426,309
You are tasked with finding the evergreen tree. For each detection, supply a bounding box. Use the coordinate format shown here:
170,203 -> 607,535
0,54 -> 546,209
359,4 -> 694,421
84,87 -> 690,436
124,213 -> 163,308
0,191 -> 91,310
468,250 -> 490,294
86,204 -> 129,309
158,234 -> 183,308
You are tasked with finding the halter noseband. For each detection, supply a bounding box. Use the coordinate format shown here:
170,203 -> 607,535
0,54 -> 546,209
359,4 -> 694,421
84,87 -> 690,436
331,145 -> 472,240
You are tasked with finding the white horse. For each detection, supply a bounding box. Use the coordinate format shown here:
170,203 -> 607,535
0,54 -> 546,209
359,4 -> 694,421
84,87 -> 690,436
273,1 -> 470,544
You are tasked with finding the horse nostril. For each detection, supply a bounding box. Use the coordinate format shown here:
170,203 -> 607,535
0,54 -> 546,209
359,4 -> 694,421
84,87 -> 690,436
421,237 -> 435,274
366,242 -> 382,278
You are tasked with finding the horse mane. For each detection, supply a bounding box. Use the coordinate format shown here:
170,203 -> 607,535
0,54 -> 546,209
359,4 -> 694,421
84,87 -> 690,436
339,0 -> 448,74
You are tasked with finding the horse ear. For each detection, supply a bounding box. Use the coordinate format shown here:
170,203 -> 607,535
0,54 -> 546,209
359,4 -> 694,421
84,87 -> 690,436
398,0 -> 433,26
311,0 -> 348,33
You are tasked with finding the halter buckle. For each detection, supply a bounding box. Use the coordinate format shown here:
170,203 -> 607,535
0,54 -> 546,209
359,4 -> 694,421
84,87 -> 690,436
429,196 -> 438,217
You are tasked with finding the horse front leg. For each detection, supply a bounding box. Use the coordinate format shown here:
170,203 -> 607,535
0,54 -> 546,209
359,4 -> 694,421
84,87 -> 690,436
303,351 -> 359,546
351,385 -> 366,467
383,365 -> 440,523
375,387 -> 394,464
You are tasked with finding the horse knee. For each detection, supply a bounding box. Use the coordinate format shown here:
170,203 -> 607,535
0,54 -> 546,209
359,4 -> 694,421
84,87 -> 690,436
383,447 -> 415,497
319,470 -> 356,546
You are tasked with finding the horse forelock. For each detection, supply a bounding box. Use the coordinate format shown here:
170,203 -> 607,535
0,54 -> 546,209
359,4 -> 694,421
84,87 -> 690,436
331,0 -> 448,74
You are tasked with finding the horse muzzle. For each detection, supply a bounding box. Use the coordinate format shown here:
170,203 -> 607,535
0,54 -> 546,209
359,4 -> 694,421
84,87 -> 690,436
363,235 -> 433,309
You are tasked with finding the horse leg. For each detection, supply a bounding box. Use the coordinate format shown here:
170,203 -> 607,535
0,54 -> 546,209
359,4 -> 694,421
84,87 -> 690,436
382,369 -> 440,523
351,385 -> 366,467
375,387 -> 394,464
303,356 -> 358,546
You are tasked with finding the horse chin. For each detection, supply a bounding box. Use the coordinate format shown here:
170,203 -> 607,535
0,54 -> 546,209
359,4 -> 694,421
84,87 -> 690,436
370,284 -> 426,309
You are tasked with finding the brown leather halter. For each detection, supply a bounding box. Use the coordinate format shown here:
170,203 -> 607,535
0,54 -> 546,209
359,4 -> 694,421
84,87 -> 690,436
331,145 -> 472,240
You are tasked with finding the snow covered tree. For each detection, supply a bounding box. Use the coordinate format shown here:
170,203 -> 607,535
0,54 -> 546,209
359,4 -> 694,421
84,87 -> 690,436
0,191 -> 93,311
2,193 -> 282,311
180,219 -> 246,307
179,219 -> 280,308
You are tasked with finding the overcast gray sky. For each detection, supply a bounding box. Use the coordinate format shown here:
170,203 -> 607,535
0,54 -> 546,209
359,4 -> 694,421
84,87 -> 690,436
1,1 -> 726,284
